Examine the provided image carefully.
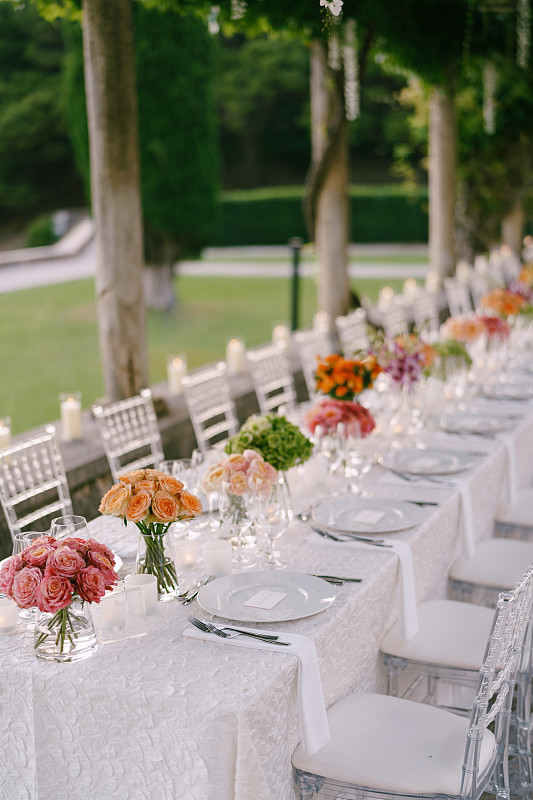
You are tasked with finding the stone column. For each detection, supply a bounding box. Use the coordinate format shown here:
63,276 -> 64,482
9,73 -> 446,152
501,201 -> 524,255
428,87 -> 456,283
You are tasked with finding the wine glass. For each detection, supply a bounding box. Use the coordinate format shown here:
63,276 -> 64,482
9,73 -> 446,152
254,481 -> 290,568
193,449 -> 221,532
218,482 -> 255,567
50,515 -> 89,541
12,531 -> 46,624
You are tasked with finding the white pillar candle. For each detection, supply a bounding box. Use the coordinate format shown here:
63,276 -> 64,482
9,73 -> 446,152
313,311 -> 330,333
202,539 -> 233,578
226,338 -> 246,375
59,393 -> 82,441
124,574 -> 158,616
425,270 -> 440,294
0,597 -> 19,634
403,278 -> 418,298
173,537 -> 198,569
378,286 -> 394,310
167,355 -> 187,395
0,417 -> 11,450
272,323 -> 291,351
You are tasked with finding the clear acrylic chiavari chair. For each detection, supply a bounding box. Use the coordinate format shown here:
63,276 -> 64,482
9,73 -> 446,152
181,362 -> 239,453
246,342 -> 298,416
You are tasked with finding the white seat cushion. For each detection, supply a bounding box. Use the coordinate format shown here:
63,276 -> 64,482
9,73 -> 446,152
496,487 -> 533,527
292,692 -> 495,795
450,538 -> 533,589
380,599 -> 494,670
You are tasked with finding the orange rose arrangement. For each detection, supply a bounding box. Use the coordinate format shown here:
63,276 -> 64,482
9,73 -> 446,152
518,264 -> 533,290
479,288 -> 528,318
99,468 -> 202,598
315,353 -> 382,401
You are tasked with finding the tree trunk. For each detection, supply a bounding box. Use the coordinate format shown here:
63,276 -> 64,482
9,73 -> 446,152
82,0 -> 148,401
501,200 -> 524,256
428,87 -> 456,283
307,40 -> 350,320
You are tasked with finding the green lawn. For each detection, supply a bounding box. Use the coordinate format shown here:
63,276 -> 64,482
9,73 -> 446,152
0,273 -> 408,434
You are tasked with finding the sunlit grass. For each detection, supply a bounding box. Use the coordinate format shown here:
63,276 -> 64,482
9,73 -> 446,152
0,272 -> 412,434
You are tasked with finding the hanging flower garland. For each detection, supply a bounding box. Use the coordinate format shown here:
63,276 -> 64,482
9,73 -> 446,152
230,0 -> 247,21
482,61 -> 497,134
343,19 -> 360,121
517,0 -> 531,67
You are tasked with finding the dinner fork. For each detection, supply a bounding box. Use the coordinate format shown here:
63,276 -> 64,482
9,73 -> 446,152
187,615 -> 290,645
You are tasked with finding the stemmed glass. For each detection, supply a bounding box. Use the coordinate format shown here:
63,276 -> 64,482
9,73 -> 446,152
12,531 -> 46,624
218,482 -> 255,568
50,515 -> 89,541
192,449 -> 221,532
254,480 -> 290,568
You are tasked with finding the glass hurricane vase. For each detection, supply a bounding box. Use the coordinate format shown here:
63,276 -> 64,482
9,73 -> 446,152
135,522 -> 180,601
34,596 -> 97,663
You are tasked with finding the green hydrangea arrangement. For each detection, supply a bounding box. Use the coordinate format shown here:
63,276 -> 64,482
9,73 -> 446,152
432,338 -> 472,377
225,413 -> 314,472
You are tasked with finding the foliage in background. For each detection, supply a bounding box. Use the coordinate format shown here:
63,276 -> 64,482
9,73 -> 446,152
25,214 -> 58,247
0,4 -> 82,225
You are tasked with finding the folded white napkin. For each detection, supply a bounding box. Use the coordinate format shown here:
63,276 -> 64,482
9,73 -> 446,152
184,626 -> 330,755
379,472 -> 475,558
307,534 -> 418,640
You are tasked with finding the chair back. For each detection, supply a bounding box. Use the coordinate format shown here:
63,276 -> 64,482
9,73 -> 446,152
412,290 -> 440,341
92,388 -> 164,483
294,328 -> 334,399
468,270 -> 490,310
181,362 -> 239,453
381,297 -> 409,339
335,308 -> 369,356
0,425 -> 73,543
460,561 -> 533,798
246,343 -> 297,415
444,277 -> 473,317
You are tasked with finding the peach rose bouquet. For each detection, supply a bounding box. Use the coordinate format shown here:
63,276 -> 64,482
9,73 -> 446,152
99,468 -> 202,598
0,533 -> 118,657
202,450 -> 278,499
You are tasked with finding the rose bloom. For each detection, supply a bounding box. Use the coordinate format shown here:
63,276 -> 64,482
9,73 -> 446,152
0,555 -> 22,598
99,482 -> 132,517
23,543 -> 55,569
201,463 -> 226,493
57,537 -> 90,556
118,469 -> 146,486
180,490 -> 202,517
144,468 -> 166,480
440,315 -> 484,343
86,551 -> 117,588
125,491 -> 152,523
35,574 -> 73,613
76,566 -> 106,604
227,470 -> 248,496
87,538 -> 115,563
46,546 -> 85,578
134,479 -> 158,497
152,490 -> 182,523
12,566 -> 42,609
158,474 -> 185,496
225,454 -> 248,472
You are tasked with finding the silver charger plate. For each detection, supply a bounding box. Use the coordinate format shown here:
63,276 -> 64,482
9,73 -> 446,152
381,447 -> 475,476
437,412 -> 512,435
196,570 -> 336,623
312,496 -> 425,535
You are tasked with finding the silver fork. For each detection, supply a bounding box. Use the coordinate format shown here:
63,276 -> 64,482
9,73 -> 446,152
180,576 -> 215,605
187,615 -> 290,645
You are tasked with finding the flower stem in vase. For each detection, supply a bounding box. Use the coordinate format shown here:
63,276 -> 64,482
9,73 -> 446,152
136,522 -> 180,600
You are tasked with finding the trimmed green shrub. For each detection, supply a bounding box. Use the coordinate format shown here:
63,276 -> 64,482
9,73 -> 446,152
25,215 -> 59,248
209,185 -> 428,246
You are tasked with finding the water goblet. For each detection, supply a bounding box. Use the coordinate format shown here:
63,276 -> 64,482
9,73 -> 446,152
218,482 -> 256,568
50,515 -> 89,541
12,531 -> 46,624
254,481 -> 290,568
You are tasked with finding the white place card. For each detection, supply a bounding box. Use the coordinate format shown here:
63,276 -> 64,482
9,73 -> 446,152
242,590 -> 288,610
351,509 -> 386,524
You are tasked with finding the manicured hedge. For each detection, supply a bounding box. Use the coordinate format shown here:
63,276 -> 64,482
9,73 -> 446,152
209,185 -> 428,246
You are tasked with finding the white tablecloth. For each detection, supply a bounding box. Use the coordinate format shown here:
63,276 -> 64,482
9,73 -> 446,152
2,403 -> 533,800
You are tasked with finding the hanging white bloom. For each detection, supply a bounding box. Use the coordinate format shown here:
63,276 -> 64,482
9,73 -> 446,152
483,61 -> 497,135
231,0 -> 247,20
343,18 -> 360,121
320,0 -> 344,17
328,31 -> 342,71
517,0 -> 531,68
208,5 -> 220,35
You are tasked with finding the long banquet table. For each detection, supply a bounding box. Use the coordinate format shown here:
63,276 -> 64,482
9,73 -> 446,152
2,399 -> 533,800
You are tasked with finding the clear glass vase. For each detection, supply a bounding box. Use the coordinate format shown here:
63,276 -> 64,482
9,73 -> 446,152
34,597 -> 97,663
136,523 -> 180,602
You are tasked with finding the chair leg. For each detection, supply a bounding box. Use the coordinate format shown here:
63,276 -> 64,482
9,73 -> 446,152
294,769 -> 324,799
383,654 -> 408,697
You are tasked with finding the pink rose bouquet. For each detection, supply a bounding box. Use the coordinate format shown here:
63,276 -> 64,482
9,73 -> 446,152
202,450 -> 277,498
99,468 -> 202,598
477,314 -> 511,341
305,398 -> 376,438
0,534 -> 118,654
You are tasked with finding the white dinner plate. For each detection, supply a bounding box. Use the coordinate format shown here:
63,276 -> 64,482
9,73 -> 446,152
381,447 -> 476,476
0,550 -> 123,573
312,497 -> 425,535
481,379 -> 533,401
436,412 -> 512,435
196,570 -> 336,623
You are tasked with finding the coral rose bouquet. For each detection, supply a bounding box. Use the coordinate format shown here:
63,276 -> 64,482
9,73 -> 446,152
99,468 -> 202,599
314,352 -> 381,401
305,398 -> 376,439
0,533 -> 118,660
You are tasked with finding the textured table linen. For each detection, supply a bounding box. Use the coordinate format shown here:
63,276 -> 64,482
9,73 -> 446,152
2,403 -> 533,800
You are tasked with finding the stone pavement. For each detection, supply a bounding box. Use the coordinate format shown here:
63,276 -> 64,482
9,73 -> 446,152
0,220 -> 429,294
